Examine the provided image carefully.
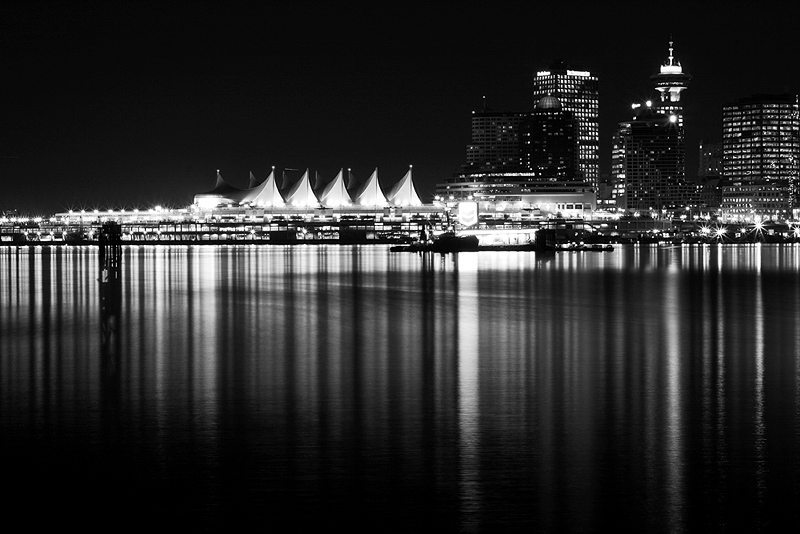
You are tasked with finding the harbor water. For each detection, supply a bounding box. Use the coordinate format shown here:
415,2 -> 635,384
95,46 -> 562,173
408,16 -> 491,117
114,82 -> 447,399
2,244 -> 799,531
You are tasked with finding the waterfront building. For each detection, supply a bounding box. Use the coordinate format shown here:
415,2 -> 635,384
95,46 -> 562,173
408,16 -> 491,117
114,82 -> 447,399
649,41 -> 691,127
353,168 -> 388,206
520,96 -> 578,179
612,104 -> 699,211
720,182 -> 791,221
464,111 -> 529,171
319,169 -> 351,207
385,167 -> 423,206
532,61 -> 599,187
699,141 -> 722,178
698,141 -> 722,209
720,93 -> 799,220
285,169 -> 319,207
194,166 -> 423,210
612,43 -> 699,212
436,94 -> 594,218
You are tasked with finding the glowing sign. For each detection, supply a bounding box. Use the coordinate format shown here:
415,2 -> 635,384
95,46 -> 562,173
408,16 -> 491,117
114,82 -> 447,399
458,201 -> 479,227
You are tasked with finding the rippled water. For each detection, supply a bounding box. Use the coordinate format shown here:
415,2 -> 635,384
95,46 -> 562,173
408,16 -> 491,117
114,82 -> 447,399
2,244 -> 799,531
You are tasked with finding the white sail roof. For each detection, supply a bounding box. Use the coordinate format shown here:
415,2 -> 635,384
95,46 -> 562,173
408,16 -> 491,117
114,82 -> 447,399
194,171 -> 251,208
386,166 -> 422,206
285,169 -> 320,207
346,169 -> 359,190
353,168 -> 387,206
319,168 -> 352,206
250,169 -> 285,207
247,171 -> 259,189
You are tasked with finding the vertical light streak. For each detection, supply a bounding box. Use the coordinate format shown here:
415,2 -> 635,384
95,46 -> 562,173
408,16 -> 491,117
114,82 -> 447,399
456,253 -> 481,532
753,245 -> 767,508
715,245 -> 727,483
663,270 -> 685,531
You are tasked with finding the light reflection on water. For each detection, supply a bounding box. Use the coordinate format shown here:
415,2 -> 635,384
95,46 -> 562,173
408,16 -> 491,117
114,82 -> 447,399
2,244 -> 800,531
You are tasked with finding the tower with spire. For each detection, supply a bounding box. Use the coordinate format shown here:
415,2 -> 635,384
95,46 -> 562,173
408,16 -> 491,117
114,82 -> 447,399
649,39 -> 692,126
611,40 -> 700,212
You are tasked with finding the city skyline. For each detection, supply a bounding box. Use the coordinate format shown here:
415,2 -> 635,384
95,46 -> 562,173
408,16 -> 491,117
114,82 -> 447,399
2,1 -> 800,213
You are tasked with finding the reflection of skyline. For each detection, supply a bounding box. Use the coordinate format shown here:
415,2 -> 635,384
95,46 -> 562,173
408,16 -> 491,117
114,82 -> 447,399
1,245 -> 800,529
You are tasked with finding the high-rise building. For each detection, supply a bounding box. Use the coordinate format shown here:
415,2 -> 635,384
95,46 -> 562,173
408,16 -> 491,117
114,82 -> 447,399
611,43 -> 699,212
649,41 -> 691,127
532,61 -> 599,187
720,93 -> 800,219
698,141 -> 723,208
464,111 -> 528,171
520,96 -> 578,178
612,104 -> 699,211
699,141 -> 722,179
435,96 -> 594,215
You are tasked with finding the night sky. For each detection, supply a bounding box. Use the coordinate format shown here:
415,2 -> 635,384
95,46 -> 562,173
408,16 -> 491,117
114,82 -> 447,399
2,1 -> 799,214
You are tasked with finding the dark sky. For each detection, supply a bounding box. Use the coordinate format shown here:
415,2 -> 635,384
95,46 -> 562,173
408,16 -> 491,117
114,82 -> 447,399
2,1 -> 799,214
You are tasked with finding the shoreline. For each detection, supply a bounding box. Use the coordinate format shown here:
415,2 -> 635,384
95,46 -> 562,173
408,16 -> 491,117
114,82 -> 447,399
2,239 -> 799,249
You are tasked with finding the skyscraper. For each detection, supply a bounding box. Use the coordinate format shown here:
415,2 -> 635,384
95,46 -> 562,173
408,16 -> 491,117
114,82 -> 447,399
649,41 -> 691,126
520,96 -> 577,178
698,141 -> 723,208
464,111 -> 529,171
612,104 -> 698,211
435,96 -> 594,214
720,93 -> 800,219
532,61 -> 599,187
612,43 -> 698,211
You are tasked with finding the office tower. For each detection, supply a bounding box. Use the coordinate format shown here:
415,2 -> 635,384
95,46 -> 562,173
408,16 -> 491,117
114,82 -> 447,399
720,93 -> 800,219
464,111 -> 528,171
612,103 -> 698,211
611,43 -> 699,212
435,96 -> 594,213
532,61 -> 599,187
650,41 -> 691,126
520,96 -> 578,178
699,141 -> 722,179
698,141 -> 723,208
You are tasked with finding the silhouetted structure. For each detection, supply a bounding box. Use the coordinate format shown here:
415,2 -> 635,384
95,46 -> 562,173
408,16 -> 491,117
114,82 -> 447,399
532,61 -> 599,187
721,94 -> 800,220
612,42 -> 699,212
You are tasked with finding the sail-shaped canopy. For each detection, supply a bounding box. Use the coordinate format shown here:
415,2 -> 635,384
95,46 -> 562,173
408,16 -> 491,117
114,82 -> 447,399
194,171 -> 253,208
285,169 -> 320,207
386,166 -> 422,206
319,169 -> 352,207
346,168 -> 359,190
353,168 -> 387,206
247,171 -> 260,189
250,169 -> 285,207
313,171 -> 325,190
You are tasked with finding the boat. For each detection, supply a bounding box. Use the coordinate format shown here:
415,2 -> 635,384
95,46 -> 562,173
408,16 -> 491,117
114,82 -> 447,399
430,232 -> 480,252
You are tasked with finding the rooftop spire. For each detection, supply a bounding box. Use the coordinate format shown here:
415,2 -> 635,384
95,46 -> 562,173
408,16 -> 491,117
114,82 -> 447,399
668,38 -> 674,66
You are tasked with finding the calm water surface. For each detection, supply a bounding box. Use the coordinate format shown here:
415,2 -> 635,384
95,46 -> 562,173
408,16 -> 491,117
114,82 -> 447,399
2,244 -> 799,531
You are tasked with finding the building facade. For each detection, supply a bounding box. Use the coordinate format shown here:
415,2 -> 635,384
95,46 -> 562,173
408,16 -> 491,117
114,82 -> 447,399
612,105 -> 699,211
532,61 -> 599,188
721,93 -> 799,219
464,111 -> 529,171
649,41 -> 691,127
612,43 -> 699,212
436,95 -> 594,217
698,140 -> 722,208
520,96 -> 578,179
